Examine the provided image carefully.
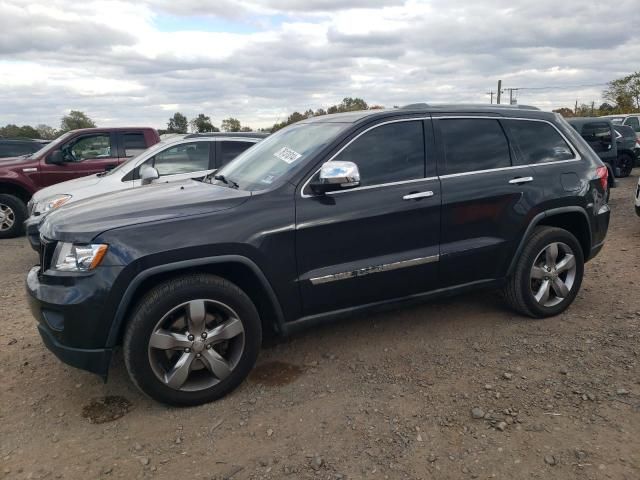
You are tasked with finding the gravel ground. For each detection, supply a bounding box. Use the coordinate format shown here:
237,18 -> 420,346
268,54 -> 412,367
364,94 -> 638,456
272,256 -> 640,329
1,173 -> 639,480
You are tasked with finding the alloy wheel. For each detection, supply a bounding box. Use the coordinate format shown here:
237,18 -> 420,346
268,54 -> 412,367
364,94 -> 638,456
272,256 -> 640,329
0,203 -> 15,232
147,299 -> 245,392
530,242 -> 577,308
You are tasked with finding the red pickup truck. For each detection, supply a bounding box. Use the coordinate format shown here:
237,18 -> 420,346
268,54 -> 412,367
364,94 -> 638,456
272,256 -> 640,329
0,127 -> 160,238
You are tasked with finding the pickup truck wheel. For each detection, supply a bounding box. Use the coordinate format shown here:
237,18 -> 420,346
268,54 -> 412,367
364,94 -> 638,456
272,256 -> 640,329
0,194 -> 27,239
123,273 -> 261,406
617,153 -> 634,178
503,226 -> 584,318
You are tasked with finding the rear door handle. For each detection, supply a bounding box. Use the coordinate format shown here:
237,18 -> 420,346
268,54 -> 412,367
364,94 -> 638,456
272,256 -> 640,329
509,176 -> 534,184
403,191 -> 434,200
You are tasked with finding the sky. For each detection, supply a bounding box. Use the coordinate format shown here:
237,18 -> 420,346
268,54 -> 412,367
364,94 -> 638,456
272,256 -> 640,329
1,0 -> 639,130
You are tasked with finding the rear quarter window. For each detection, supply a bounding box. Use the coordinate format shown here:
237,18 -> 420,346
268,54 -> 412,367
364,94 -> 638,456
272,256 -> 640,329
503,120 -> 575,165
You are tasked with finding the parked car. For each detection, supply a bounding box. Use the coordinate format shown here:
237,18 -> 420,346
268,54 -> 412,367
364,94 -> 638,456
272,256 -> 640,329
567,118 -> 618,192
27,105 -> 610,406
613,124 -> 639,176
25,132 -> 268,250
0,138 -> 45,158
0,127 -> 160,238
604,114 -> 640,140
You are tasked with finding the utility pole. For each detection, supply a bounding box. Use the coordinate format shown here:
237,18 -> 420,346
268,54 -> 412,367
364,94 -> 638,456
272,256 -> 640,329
574,99 -> 578,115
486,90 -> 494,104
591,101 -> 595,116
496,80 -> 502,105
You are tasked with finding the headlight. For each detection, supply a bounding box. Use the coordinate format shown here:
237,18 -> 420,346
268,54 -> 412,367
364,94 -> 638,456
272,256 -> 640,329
52,242 -> 108,272
33,194 -> 72,215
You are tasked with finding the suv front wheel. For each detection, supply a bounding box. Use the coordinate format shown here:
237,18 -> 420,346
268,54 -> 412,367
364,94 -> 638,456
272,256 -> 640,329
123,274 -> 261,406
503,226 -> 584,318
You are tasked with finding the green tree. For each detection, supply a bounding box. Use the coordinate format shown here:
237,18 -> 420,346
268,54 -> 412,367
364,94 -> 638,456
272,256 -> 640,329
221,118 -> 241,132
603,72 -> 640,112
36,124 -> 57,139
190,114 -> 219,133
167,112 -> 188,133
60,110 -> 96,132
240,126 -> 253,132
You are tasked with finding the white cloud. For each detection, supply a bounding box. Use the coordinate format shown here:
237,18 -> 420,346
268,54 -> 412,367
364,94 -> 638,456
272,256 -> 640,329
1,0 -> 639,130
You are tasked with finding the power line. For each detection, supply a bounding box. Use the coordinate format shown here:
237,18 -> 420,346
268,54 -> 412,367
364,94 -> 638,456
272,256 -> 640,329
514,82 -> 608,91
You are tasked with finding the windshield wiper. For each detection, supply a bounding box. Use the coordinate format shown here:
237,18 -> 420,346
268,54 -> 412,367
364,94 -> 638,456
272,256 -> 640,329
213,174 -> 239,189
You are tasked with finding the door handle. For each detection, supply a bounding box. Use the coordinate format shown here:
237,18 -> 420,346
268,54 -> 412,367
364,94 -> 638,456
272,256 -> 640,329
509,176 -> 534,184
403,191 -> 434,200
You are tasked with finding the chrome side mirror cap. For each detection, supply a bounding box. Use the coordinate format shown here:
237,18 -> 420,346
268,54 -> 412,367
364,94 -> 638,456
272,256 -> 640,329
311,161 -> 360,194
140,165 -> 159,185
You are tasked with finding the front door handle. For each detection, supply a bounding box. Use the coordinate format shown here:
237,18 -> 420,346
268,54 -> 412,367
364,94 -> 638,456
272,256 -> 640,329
509,176 -> 534,184
403,191 -> 434,200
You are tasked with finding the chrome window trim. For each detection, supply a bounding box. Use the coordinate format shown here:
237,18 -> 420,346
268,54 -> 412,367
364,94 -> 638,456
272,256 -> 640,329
299,115 -> 582,198
326,176 -> 439,195
309,254 -> 439,285
300,117 -> 430,198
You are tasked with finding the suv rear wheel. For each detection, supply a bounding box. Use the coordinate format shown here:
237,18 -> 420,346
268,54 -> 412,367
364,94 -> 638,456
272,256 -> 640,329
0,194 -> 27,239
503,226 -> 584,318
123,274 -> 261,406
618,153 -> 634,178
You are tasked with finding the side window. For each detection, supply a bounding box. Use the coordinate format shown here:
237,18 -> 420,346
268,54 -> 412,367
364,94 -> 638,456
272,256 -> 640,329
152,141 -> 211,176
122,133 -> 147,157
218,141 -> 255,167
625,116 -> 640,132
504,120 -> 575,165
66,134 -> 112,161
331,121 -> 424,187
439,119 -> 510,174
580,122 -> 612,153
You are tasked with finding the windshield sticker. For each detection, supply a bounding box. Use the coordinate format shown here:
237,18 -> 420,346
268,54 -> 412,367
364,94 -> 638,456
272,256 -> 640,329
273,146 -> 302,164
260,175 -> 275,184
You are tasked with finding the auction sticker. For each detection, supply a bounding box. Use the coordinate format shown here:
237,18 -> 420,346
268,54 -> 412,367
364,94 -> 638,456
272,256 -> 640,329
273,146 -> 302,164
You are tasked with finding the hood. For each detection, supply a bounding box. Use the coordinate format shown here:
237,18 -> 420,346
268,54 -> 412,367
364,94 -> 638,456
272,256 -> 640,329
41,179 -> 251,243
0,155 -> 32,168
32,173 -> 103,202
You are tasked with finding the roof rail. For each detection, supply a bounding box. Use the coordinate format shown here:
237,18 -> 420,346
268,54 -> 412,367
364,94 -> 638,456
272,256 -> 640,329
400,103 -> 430,109
400,103 -> 540,111
183,132 -> 270,139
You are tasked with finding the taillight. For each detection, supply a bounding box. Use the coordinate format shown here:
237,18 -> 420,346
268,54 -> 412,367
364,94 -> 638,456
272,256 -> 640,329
596,166 -> 608,191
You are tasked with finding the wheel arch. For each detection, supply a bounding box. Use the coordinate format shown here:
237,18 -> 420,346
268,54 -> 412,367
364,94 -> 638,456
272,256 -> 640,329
0,181 -> 33,203
507,207 -> 592,276
106,255 -> 286,348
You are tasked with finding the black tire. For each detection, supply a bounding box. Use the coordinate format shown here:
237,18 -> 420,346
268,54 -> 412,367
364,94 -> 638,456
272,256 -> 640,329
503,226 -> 584,318
123,273 -> 261,406
618,153 -> 634,178
0,194 -> 27,239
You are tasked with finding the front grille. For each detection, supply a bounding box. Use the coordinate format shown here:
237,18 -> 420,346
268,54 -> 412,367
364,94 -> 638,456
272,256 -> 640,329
39,236 -> 57,272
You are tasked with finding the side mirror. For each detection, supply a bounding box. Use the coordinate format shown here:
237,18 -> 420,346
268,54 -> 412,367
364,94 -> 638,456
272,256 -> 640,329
310,161 -> 360,194
140,165 -> 159,185
47,150 -> 64,165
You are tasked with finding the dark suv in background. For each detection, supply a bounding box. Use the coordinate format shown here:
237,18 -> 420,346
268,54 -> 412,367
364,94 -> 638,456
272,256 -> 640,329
0,138 -> 47,158
613,124 -> 639,174
27,105 -> 610,406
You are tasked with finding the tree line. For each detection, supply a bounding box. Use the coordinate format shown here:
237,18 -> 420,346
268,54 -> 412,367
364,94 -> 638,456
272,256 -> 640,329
3,74 -> 639,139
553,72 -> 640,117
0,110 -> 96,140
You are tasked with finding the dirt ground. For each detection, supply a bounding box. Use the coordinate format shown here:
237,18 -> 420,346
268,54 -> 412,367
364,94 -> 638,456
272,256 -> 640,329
1,173 -> 639,480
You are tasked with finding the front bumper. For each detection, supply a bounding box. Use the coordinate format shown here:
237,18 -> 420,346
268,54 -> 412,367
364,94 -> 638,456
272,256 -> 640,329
26,265 -> 123,378
37,323 -> 111,379
24,215 -> 44,251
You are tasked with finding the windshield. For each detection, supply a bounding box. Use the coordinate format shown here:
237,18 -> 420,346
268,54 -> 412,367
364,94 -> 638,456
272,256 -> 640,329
213,123 -> 348,191
609,117 -> 624,124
